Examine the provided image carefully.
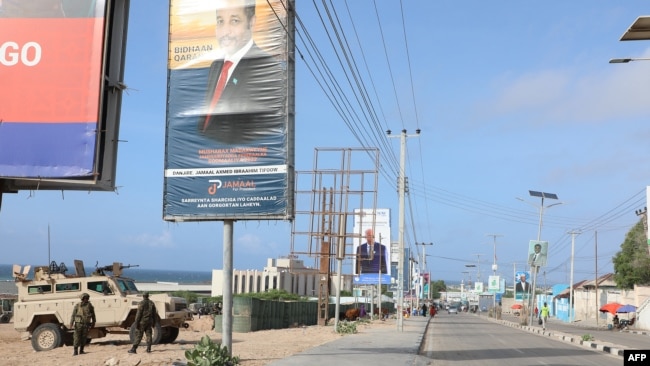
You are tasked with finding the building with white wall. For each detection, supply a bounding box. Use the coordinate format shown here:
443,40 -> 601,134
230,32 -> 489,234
211,257 -> 353,297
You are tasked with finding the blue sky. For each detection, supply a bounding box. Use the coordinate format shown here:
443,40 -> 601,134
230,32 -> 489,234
2,1 -> 650,287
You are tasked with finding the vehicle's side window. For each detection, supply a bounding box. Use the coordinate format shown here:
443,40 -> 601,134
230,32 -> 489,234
55,283 -> 80,292
87,281 -> 113,295
28,285 -> 52,294
55,283 -> 79,292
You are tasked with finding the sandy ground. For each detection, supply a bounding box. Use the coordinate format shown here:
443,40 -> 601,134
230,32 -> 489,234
0,317 -> 393,366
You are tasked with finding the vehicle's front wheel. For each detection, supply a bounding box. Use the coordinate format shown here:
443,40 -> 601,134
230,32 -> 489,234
31,323 -> 63,351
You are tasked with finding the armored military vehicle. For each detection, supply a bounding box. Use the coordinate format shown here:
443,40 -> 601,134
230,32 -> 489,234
12,260 -> 192,351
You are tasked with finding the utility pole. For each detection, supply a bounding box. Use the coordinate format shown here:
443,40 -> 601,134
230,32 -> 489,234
568,230 -> 581,322
471,254 -> 483,288
417,242 -> 434,301
486,234 -> 503,276
486,234 -> 502,318
636,207 -> 648,254
387,129 -> 420,332
595,230 -> 598,327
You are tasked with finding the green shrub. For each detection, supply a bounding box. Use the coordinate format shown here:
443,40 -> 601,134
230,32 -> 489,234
336,320 -> 357,334
185,335 -> 240,366
236,289 -> 303,301
581,334 -> 594,341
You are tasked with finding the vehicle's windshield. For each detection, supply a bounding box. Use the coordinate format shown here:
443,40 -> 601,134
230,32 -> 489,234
116,278 -> 139,293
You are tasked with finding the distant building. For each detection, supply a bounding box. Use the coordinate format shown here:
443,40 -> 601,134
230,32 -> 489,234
211,257 -> 353,297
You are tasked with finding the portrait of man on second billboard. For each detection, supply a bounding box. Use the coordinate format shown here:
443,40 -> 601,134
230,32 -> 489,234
515,271 -> 530,301
527,240 -> 548,267
355,228 -> 389,275
198,0 -> 286,144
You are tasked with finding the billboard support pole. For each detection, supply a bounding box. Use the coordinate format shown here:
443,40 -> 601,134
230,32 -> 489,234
222,220 -> 234,355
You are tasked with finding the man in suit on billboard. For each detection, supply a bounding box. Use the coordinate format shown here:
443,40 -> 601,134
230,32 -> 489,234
199,0 -> 285,144
356,228 -> 388,275
515,273 -> 530,293
528,242 -> 547,267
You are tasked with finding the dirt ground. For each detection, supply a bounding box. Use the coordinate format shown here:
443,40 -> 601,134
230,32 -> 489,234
0,317 -> 393,366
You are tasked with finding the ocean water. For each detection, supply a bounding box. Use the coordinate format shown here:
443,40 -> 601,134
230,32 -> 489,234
0,263 -> 212,284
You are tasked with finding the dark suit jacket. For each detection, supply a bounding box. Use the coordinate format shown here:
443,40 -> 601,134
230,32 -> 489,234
199,44 -> 285,144
356,242 -> 388,274
528,252 -> 547,267
515,281 -> 530,293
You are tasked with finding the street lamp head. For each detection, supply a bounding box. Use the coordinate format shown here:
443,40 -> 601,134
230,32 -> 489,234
609,57 -> 650,64
529,191 -> 558,200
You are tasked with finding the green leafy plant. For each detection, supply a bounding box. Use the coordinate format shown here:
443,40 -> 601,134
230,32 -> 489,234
581,334 -> 594,341
336,320 -> 357,334
185,335 -> 240,366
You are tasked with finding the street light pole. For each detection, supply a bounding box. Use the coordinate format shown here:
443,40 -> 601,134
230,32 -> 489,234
518,190 -> 561,326
387,129 -> 420,331
461,271 -> 469,295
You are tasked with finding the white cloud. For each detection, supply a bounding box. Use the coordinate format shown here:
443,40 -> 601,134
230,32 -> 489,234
125,230 -> 174,248
486,47 -> 650,126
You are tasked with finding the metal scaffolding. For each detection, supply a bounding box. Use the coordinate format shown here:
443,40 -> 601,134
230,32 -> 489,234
291,147 -> 379,326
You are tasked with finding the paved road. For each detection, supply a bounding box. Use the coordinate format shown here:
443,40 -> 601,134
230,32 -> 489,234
420,312 -> 620,365
266,311 -> 648,365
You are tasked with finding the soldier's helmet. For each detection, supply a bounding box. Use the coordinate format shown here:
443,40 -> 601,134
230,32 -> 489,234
80,293 -> 90,299
142,292 -> 150,298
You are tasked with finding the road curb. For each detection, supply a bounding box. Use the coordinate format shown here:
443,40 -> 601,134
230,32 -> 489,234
490,317 -> 624,358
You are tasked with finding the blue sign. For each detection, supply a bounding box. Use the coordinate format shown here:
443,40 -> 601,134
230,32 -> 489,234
353,274 -> 392,285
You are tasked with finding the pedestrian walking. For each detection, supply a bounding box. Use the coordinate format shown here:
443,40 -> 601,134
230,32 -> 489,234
128,292 -> 158,354
540,302 -> 550,330
69,293 -> 96,356
429,305 -> 436,318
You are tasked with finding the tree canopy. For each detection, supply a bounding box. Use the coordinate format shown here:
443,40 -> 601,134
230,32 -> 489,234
429,280 -> 446,299
613,219 -> 650,289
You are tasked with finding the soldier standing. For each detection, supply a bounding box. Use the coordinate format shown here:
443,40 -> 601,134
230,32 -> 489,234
128,292 -> 158,354
69,293 -> 96,356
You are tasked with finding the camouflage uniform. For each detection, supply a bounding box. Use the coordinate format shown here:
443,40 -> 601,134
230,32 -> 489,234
69,293 -> 96,355
129,292 -> 157,354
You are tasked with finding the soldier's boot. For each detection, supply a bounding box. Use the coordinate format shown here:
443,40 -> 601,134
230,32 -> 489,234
128,346 -> 137,354
79,346 -> 86,354
146,345 -> 151,353
73,347 -> 78,356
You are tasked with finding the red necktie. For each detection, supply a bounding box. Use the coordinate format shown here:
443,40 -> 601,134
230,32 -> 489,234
202,60 -> 233,131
